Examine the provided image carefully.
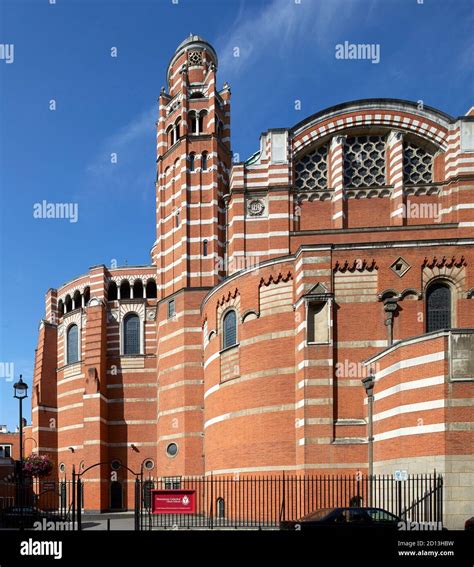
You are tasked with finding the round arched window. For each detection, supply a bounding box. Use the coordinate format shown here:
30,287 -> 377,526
222,310 -> 237,349
66,324 -> 79,364
426,282 -> 452,333
123,314 -> 140,355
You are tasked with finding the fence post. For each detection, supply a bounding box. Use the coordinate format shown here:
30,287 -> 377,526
71,466 -> 76,529
279,472 -> 285,523
209,474 -> 214,530
134,477 -> 140,531
77,478 -> 82,531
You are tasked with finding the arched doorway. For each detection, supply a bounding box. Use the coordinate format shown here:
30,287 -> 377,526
110,481 -> 123,510
216,497 -> 225,519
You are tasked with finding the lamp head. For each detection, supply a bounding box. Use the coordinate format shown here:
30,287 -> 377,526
13,375 -> 28,400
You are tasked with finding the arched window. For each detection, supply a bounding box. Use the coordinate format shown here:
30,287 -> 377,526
189,92 -> 205,99
189,152 -> 195,172
133,280 -> 143,299
189,112 -> 198,134
198,111 -> 206,134
201,151 -> 208,171
67,324 -> 79,364
123,313 -> 140,355
83,287 -> 90,306
146,279 -> 157,299
120,280 -> 131,300
426,282 -> 452,333
73,290 -> 82,310
65,295 -> 72,313
58,300 -> 64,318
222,310 -> 237,349
166,125 -> 174,147
175,117 -> 181,141
203,239 -> 208,257
108,281 -> 118,301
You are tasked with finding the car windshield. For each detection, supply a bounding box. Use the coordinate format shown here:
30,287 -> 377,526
301,508 -> 333,521
365,509 -> 398,522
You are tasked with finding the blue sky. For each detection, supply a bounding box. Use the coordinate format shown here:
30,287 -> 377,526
0,0 -> 472,431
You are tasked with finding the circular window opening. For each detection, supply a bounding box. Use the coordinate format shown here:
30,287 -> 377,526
144,459 -> 154,471
111,459 -> 121,471
59,463 -> 66,473
166,443 -> 178,458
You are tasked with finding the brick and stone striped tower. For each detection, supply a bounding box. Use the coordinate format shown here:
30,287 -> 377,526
152,35 -> 232,476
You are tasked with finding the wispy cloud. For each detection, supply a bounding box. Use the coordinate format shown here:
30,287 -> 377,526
216,0 -> 358,78
85,105 -> 156,199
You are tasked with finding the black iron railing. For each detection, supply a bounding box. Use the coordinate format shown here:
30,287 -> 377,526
139,472 -> 443,530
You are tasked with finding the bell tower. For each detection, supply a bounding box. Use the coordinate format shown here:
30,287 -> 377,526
153,35 -> 232,477
152,34 -> 232,297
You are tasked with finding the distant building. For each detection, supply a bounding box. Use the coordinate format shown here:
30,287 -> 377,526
0,424 -> 33,481
31,35 -> 474,528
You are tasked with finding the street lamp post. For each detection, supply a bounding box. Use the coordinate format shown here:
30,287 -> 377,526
13,375 -> 28,529
361,372 -> 375,477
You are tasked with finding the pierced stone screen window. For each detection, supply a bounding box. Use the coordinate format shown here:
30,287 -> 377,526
295,145 -> 328,190
344,136 -> 386,188
123,314 -> 140,355
403,142 -> 433,185
426,283 -> 451,333
188,51 -> 203,66
67,324 -> 79,364
222,310 -> 237,349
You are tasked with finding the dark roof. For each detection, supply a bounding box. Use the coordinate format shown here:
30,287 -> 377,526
291,98 -> 456,134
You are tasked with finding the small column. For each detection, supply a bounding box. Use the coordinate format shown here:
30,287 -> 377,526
329,136 -> 346,229
387,131 -> 405,226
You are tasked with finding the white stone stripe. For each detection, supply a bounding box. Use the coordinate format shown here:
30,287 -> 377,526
374,423 -> 445,442
375,351 -> 444,381
204,404 -> 294,429
373,399 -> 445,422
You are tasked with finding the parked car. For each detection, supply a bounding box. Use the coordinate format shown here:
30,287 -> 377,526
280,507 -> 401,530
0,506 -> 65,529
465,517 -> 474,530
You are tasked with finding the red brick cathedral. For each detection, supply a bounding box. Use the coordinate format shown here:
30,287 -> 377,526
32,36 -> 474,528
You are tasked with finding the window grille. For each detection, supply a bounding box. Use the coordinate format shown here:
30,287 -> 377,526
403,141 -> 433,185
188,51 -> 203,66
222,310 -> 237,349
343,135 -> 386,188
67,324 -> 79,364
124,314 -> 140,355
426,283 -> 451,332
295,145 -> 328,190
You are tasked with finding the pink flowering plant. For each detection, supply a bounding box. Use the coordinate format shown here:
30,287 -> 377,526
23,453 -> 54,478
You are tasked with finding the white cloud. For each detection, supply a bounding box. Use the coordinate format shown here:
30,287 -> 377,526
216,0 -> 357,78
85,105 -> 156,197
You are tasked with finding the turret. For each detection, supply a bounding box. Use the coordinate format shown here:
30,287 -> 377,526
152,34 -> 232,299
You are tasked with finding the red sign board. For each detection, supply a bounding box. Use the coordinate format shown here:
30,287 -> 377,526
151,489 -> 196,514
